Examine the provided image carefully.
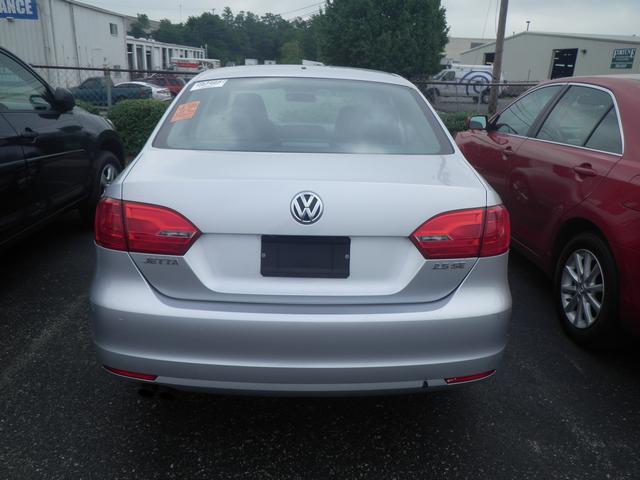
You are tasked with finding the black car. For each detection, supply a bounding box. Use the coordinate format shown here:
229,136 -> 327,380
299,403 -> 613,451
0,48 -> 125,248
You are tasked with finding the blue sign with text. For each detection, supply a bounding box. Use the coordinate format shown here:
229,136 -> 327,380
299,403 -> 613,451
0,0 -> 38,20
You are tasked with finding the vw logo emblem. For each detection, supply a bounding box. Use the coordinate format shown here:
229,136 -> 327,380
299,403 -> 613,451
291,191 -> 323,224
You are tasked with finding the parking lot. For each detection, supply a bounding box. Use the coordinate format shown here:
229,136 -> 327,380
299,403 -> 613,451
1,212 -> 639,480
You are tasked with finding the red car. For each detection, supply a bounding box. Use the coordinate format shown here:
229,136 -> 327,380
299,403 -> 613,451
143,75 -> 186,97
456,75 -> 640,347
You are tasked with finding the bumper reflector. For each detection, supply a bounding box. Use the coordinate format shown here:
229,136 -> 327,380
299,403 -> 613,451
104,366 -> 157,381
445,370 -> 495,384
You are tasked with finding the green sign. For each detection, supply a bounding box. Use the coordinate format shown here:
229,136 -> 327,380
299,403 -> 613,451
610,48 -> 636,69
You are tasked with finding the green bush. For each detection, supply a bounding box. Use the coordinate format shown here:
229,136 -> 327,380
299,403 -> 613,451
75,100 -> 101,115
108,99 -> 169,155
438,112 -> 474,136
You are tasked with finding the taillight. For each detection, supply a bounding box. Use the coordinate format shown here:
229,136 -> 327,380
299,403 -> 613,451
124,202 -> 200,255
445,370 -> 495,384
95,197 -> 126,250
480,205 -> 510,257
104,366 -> 157,381
410,205 -> 510,259
95,198 -> 200,255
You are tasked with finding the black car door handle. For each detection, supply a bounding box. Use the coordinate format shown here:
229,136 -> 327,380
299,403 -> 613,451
573,164 -> 597,177
20,128 -> 39,141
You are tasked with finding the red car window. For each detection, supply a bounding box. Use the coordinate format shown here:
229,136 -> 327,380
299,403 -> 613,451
537,86 -> 617,149
495,85 -> 562,136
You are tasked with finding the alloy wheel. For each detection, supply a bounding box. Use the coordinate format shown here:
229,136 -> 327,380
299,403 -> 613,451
560,249 -> 604,329
100,164 -> 118,192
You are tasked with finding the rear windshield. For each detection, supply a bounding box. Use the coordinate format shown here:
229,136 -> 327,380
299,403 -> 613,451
153,77 -> 453,154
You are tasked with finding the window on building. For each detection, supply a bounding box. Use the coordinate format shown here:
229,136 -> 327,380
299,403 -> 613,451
110,23 -> 118,36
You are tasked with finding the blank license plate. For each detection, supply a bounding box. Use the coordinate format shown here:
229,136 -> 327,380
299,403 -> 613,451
260,235 -> 350,279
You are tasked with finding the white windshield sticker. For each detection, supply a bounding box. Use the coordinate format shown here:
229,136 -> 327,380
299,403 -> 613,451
191,79 -> 227,90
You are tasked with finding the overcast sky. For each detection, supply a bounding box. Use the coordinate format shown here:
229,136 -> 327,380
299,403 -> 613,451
84,0 -> 639,38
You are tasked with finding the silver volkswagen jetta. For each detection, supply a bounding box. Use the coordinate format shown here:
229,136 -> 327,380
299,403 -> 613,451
91,65 -> 511,394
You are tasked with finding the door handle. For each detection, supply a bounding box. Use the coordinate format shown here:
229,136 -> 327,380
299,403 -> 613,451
573,164 -> 597,177
502,146 -> 515,158
20,128 -> 39,142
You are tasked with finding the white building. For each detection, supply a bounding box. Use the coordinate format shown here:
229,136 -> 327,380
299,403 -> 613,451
126,36 -> 205,72
1,0 -> 127,79
459,31 -> 640,82
443,37 -> 493,66
0,0 -> 204,86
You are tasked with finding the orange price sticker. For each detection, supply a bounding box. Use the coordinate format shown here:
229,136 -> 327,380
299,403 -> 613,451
171,101 -> 200,123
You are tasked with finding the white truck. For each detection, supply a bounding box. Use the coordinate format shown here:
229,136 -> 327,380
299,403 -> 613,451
425,64 -> 504,104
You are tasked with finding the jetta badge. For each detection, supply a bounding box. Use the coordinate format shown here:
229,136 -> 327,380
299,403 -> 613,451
291,191 -> 323,224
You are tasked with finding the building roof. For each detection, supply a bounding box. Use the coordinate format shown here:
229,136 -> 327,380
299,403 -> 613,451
63,0 -> 126,19
461,31 -> 640,55
195,65 -> 410,86
126,35 -> 205,51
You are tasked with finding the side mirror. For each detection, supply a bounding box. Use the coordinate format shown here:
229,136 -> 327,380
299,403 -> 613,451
466,115 -> 488,130
53,87 -> 76,112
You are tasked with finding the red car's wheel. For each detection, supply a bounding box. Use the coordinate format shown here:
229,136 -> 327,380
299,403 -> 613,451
555,232 -> 620,348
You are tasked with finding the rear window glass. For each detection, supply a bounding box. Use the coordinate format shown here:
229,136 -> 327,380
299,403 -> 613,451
585,107 -> 622,154
153,77 -> 453,154
537,86 -> 616,148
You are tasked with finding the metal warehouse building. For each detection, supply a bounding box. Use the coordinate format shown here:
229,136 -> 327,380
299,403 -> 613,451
460,31 -> 640,82
0,0 -> 204,85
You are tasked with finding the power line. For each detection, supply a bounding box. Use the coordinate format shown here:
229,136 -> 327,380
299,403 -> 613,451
277,1 -> 325,17
481,0 -> 492,40
284,6 -> 324,21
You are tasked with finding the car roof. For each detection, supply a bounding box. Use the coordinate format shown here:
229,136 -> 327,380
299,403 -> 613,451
542,74 -> 640,91
192,65 -> 412,87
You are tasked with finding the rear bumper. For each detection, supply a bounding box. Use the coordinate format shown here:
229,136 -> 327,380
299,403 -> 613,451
91,248 -> 511,394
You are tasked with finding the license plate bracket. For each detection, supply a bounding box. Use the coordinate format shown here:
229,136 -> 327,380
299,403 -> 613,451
260,235 -> 350,279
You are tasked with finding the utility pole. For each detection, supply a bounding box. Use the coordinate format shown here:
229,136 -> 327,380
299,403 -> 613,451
526,20 -> 531,31
488,0 -> 508,115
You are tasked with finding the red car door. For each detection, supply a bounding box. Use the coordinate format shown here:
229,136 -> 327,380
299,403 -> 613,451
507,85 -> 623,258
457,84 -> 564,204
457,128 -> 526,202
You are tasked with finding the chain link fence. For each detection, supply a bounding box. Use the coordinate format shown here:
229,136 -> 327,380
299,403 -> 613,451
30,65 -> 539,118
31,65 -> 201,109
412,78 -> 538,115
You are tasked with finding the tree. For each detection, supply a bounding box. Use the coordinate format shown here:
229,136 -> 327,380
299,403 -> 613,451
129,13 -> 151,38
317,0 -> 449,77
153,19 -> 185,45
280,40 -> 302,64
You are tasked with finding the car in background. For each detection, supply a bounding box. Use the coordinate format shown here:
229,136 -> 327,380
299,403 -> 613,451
456,75 -> 640,347
91,65 -> 512,395
115,81 -> 172,101
0,47 -> 125,249
142,74 -> 186,97
425,64 -> 505,104
70,77 -> 152,105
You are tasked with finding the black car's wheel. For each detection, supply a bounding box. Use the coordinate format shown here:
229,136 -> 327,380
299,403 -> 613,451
554,232 -> 619,348
79,151 -> 121,225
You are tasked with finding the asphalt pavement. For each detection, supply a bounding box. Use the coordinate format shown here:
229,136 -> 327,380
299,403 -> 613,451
1,213 -> 639,480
